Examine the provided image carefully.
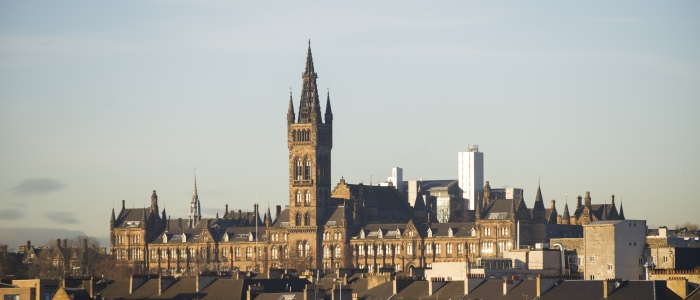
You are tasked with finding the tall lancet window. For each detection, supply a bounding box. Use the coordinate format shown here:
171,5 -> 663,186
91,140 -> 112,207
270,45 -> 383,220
304,158 -> 311,180
295,158 -> 303,180
305,191 -> 310,203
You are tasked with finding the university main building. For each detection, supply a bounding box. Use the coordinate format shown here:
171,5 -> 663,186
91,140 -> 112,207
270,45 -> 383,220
110,44 -> 624,275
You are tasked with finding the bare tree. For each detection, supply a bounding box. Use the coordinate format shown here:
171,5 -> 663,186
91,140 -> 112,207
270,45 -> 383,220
674,222 -> 699,231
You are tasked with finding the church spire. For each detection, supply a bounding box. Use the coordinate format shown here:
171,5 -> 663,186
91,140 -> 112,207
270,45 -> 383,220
533,183 -> 546,222
189,171 -> 202,228
298,40 -> 321,124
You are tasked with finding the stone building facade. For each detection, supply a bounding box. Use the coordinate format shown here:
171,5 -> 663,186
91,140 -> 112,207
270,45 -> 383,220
109,44 -> 624,276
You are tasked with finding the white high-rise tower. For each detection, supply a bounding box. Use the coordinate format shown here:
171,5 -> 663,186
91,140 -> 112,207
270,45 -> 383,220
458,145 -> 484,211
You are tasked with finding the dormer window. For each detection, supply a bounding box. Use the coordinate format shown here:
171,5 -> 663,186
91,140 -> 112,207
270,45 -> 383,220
427,228 -> 433,238
162,234 -> 168,243
448,228 -> 454,237
248,232 -> 254,242
377,229 -> 383,239
470,228 -> 476,237
395,228 -> 401,238
182,234 -> 187,243
360,230 -> 366,239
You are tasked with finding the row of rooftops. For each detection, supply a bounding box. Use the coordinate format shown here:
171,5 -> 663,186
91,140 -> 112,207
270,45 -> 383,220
6,272 -> 697,300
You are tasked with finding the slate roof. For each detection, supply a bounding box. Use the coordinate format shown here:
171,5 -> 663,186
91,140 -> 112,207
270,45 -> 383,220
323,206 -> 349,227
481,199 -> 517,219
540,280 -> 682,300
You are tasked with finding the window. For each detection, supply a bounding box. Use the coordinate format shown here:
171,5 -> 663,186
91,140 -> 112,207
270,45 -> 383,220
246,247 -> 252,259
324,246 -> 330,258
590,275 -> 595,280
304,213 -> 311,226
296,191 -> 301,203
359,245 -> 365,256
426,243 -> 432,255
304,158 -> 311,180
435,244 -> 441,255
295,213 -> 302,226
457,243 -> 463,255
305,242 -> 310,257
335,246 -> 341,258
447,243 -> 453,255
589,256 -> 595,263
386,244 -> 392,256
151,249 -> 157,260
190,248 -> 196,259
607,264 -> 613,271
663,256 -> 668,263
181,249 -> 187,259
407,243 -> 413,255
4,294 -> 20,300
272,247 -> 279,259
295,158 -> 303,180
368,245 -> 374,256
235,248 -> 241,258
222,248 -> 228,258
305,191 -> 311,203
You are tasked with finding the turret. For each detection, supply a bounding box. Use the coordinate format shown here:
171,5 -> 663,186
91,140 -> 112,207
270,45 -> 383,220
150,190 -> 159,216
265,206 -> 272,227
287,90 -> 295,124
561,202 -> 571,225
110,207 -> 116,230
483,181 -> 491,207
324,90 -> 333,125
532,184 -> 546,222
619,202 -> 625,220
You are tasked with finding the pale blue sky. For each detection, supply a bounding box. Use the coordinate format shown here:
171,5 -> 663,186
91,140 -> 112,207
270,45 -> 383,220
1,1 -> 698,246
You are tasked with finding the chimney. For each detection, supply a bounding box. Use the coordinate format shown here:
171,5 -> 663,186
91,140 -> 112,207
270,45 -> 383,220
82,277 -> 94,298
536,275 -> 560,298
603,279 -> 620,298
428,277 -> 447,296
551,199 -> 556,209
464,274 -> 485,295
667,277 -> 688,299
276,205 -> 282,221
56,239 -> 61,248
158,276 -> 176,296
503,278 -> 519,295
63,239 -> 67,249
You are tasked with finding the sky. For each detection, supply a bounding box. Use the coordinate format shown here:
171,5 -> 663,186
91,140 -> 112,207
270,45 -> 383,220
1,1 -> 699,248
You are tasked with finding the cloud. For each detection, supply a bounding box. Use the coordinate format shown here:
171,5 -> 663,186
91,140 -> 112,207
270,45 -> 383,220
44,211 -> 80,224
9,178 -> 67,196
0,209 -> 25,220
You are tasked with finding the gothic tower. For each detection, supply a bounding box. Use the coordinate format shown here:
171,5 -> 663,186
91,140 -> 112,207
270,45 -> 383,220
189,173 -> 201,228
287,41 -> 333,269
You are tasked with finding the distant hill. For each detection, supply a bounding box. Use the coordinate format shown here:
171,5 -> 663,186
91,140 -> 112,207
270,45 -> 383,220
0,227 -> 109,252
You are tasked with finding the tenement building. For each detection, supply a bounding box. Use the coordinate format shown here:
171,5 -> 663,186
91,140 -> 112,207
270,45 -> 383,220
109,44 -> 625,275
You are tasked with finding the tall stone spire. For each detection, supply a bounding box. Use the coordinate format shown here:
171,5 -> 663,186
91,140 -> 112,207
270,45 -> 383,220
298,40 -> 321,124
189,172 -> 202,228
287,89 -> 295,124
324,89 -> 333,125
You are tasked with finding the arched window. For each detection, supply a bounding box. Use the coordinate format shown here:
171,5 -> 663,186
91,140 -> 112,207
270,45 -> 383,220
295,213 -> 302,226
304,212 -> 311,226
296,191 -> 302,203
304,158 -> 311,180
298,242 -> 303,257
294,157 -> 303,180
324,246 -> 330,258
335,245 -> 341,258
304,241 -> 310,257
292,130 -> 296,141
305,191 -> 310,203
